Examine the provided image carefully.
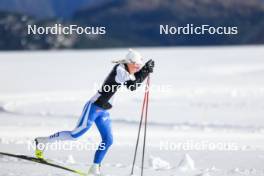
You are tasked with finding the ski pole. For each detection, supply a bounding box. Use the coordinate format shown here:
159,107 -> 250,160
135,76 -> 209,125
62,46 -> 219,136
141,76 -> 150,176
130,76 -> 150,176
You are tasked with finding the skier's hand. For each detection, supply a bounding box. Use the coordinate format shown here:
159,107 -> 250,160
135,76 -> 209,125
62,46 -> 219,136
143,59 -> 155,73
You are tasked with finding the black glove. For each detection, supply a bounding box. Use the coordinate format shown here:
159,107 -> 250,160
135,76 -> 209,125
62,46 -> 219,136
143,59 -> 155,73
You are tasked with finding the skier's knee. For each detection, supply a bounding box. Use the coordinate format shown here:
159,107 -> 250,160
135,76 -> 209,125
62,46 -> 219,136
71,133 -> 80,139
71,127 -> 89,139
103,136 -> 113,148
107,137 -> 113,147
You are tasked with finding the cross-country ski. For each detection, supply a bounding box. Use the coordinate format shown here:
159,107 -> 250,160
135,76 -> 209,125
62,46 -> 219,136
0,152 -> 86,175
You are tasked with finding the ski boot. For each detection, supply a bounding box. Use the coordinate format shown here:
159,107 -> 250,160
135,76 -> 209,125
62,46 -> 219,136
87,164 -> 101,176
34,137 -> 47,160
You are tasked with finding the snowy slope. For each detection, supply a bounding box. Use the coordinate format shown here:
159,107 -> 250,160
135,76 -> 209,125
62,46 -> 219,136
0,46 -> 264,127
0,46 -> 264,176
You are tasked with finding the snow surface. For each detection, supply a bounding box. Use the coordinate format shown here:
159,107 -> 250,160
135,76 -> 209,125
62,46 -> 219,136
0,46 -> 264,176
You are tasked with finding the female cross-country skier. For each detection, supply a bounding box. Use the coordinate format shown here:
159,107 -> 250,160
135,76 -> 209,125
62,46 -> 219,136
34,49 -> 155,176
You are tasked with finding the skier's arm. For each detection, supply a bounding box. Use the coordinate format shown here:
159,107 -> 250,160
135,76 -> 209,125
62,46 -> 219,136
115,64 -> 133,84
124,59 -> 155,91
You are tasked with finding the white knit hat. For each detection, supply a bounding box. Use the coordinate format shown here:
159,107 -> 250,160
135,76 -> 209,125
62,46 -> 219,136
112,48 -> 143,65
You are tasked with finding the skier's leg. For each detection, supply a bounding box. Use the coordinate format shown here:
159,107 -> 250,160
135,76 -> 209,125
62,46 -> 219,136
93,111 -> 113,164
37,102 -> 94,144
35,102 -> 98,159
71,102 -> 95,139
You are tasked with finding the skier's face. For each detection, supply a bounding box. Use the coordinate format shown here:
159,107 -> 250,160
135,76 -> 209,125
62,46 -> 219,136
127,63 -> 141,74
